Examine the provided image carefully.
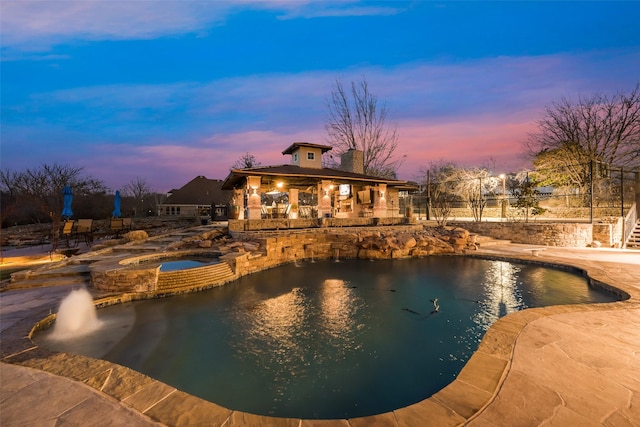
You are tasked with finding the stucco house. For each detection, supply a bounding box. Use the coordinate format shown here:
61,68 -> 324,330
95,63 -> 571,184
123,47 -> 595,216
221,142 -> 417,220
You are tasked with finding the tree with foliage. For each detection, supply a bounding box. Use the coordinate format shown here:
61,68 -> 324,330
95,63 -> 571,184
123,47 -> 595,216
0,163 -> 106,226
510,173 -> 545,222
325,77 -> 402,178
122,177 -> 155,217
232,152 -> 261,170
527,84 -> 640,181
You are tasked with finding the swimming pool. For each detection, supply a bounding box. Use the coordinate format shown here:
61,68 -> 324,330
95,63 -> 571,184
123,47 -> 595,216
35,257 -> 619,419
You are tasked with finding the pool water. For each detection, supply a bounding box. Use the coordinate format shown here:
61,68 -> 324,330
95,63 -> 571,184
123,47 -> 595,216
159,258 -> 218,272
36,257 -> 619,419
123,255 -> 220,272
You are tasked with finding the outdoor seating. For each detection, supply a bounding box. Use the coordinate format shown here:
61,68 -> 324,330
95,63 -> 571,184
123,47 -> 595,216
261,205 -> 271,219
75,219 -> 93,246
275,203 -> 287,218
122,217 -> 132,231
298,206 -> 311,218
110,217 -> 124,237
61,219 -> 75,245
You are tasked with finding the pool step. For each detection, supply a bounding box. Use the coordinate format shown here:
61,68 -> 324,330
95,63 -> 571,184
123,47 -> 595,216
156,262 -> 236,293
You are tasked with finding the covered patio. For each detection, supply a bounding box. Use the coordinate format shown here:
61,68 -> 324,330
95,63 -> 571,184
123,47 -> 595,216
220,143 -> 417,224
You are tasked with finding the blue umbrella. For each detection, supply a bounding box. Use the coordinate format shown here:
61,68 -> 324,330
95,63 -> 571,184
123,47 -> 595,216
61,185 -> 73,219
112,190 -> 122,218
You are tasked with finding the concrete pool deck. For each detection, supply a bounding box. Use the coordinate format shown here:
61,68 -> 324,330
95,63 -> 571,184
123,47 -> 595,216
1,240 -> 639,426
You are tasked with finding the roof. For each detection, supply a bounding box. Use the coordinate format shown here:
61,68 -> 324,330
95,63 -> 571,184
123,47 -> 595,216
282,142 -> 333,155
221,164 -> 417,190
162,176 -> 232,205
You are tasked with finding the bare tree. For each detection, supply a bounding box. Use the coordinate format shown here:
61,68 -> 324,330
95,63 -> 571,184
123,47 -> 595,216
418,163 -> 499,222
232,152 -> 261,169
527,83 -> 640,176
452,168 -> 497,222
0,163 -> 105,226
325,77 -> 402,178
418,161 -> 458,225
122,177 -> 154,217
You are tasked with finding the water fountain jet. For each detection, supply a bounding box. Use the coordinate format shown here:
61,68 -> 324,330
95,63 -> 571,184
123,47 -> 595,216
50,287 -> 102,340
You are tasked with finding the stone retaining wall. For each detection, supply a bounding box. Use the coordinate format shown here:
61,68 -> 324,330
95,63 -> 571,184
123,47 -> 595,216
592,217 -> 623,248
91,225 -> 474,294
228,217 -> 414,232
226,226 -> 473,278
448,221 -> 594,247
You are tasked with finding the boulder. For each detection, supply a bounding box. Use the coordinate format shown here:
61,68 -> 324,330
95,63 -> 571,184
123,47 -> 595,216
396,233 -> 417,249
124,230 -> 148,242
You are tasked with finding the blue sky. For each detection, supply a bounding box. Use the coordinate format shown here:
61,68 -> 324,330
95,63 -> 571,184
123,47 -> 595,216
2,1 -> 639,192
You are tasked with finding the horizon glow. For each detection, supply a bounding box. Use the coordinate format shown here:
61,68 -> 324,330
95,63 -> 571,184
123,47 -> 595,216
2,1 -> 639,192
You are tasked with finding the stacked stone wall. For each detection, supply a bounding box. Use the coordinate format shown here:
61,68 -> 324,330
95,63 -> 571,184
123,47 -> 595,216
91,225 -> 474,294
592,217 -> 623,248
91,267 -> 159,293
229,227 -> 472,278
228,217 -> 413,232
448,222 -> 593,247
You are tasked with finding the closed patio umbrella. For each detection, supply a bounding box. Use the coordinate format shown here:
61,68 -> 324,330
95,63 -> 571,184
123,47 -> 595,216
61,185 -> 73,219
112,190 -> 122,218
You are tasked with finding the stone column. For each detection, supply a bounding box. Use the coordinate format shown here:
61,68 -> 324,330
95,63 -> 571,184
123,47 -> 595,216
232,189 -> 245,220
246,176 -> 262,220
373,184 -> 388,218
288,188 -> 299,218
317,180 -> 334,218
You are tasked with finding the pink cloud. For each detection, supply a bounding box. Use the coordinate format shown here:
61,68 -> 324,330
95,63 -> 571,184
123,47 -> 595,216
396,114 -> 537,180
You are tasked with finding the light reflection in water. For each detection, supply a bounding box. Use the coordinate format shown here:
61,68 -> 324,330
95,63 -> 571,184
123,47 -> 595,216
320,279 -> 361,346
233,280 -> 367,405
474,261 -> 523,330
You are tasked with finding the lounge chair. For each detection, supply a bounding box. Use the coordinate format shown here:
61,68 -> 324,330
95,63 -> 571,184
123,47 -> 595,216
299,206 -> 311,219
261,205 -> 271,219
60,220 -> 75,247
75,219 -> 93,246
110,218 -> 124,237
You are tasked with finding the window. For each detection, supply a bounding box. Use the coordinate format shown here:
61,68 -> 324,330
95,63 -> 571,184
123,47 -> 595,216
307,152 -> 315,160
293,153 -> 298,162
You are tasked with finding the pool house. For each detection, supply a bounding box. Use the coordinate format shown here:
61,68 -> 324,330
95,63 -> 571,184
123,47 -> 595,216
221,142 -> 417,226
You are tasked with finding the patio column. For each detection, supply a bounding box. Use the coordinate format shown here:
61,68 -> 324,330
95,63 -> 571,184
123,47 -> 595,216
373,184 -> 388,218
246,176 -> 262,220
232,189 -> 245,220
317,180 -> 333,218
288,188 -> 299,218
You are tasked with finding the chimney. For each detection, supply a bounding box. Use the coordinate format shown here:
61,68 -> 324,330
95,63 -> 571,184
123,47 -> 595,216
340,149 -> 364,174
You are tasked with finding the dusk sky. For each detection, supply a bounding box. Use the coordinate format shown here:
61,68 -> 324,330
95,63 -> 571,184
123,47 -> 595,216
2,1 -> 639,193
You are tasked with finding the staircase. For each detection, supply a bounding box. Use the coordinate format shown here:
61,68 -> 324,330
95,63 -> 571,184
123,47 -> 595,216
156,262 -> 236,294
625,220 -> 640,249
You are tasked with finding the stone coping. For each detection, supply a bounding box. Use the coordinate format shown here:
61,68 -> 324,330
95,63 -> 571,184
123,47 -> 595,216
2,248 -> 638,426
